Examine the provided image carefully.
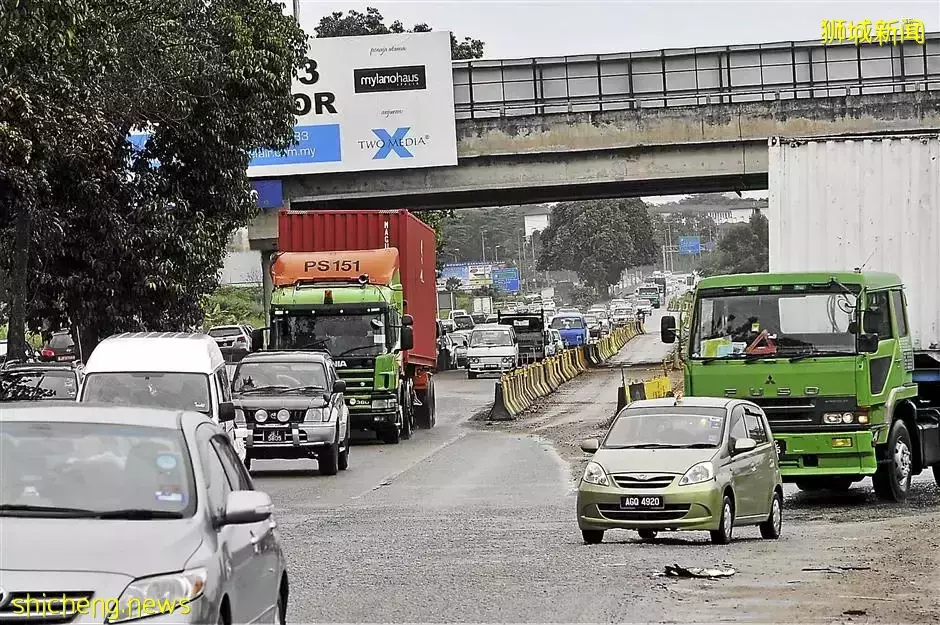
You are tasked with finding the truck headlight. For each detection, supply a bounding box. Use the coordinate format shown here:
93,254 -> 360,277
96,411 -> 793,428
824,412 -> 859,424
679,462 -> 715,486
582,461 -> 609,486
107,567 -> 206,623
372,398 -> 398,409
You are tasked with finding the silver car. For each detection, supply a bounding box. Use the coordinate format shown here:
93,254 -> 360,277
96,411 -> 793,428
0,404 -> 288,624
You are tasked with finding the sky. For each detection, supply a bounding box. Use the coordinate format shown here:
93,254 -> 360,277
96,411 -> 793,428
298,0 -> 939,59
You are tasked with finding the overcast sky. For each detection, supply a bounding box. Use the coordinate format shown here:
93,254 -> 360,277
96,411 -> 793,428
299,0 -> 938,59
294,0 -> 938,202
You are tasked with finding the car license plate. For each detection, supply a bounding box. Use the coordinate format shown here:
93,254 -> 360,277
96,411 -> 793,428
57,355 -> 74,362
265,429 -> 288,443
774,439 -> 786,455
484,364 -> 498,369
621,496 -> 664,510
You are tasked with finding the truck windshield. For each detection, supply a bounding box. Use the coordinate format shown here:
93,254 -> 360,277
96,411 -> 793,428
639,289 -> 658,297
274,312 -> 386,358
691,291 -> 858,359
551,317 -> 584,330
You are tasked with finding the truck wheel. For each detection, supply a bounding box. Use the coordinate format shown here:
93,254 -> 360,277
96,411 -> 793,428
415,380 -> 436,429
400,405 -> 413,441
381,408 -> 402,444
873,420 -> 913,502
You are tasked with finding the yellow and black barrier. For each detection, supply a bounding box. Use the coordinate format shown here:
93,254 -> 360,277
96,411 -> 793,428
614,375 -> 674,415
490,321 -> 647,420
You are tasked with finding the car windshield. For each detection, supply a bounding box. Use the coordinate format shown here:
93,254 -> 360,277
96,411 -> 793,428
0,370 -> 78,401
273,311 -> 386,357
691,290 -> 858,359
470,329 -> 513,347
81,372 -> 211,414
209,327 -> 243,338
605,407 -> 727,448
453,316 -> 474,330
233,361 -> 327,392
0,421 -> 196,518
551,317 -> 584,330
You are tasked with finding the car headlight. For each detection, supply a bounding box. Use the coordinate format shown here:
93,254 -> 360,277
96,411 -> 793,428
470,357 -> 480,363
303,407 -> 323,422
276,409 -> 290,423
254,409 -> 268,423
502,356 -> 514,363
679,462 -> 715,486
107,567 -> 206,623
582,461 -> 609,486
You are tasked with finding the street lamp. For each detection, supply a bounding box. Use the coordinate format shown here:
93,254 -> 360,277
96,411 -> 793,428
453,248 -> 460,262
494,245 -> 501,263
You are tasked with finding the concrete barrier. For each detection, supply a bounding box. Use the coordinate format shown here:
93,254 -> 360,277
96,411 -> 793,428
489,320 -> 646,419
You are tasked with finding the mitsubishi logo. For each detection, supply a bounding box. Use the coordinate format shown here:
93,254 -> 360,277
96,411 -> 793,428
765,375 -> 776,385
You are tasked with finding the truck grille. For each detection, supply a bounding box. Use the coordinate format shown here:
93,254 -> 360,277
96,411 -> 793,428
0,591 -> 95,623
337,368 -> 374,394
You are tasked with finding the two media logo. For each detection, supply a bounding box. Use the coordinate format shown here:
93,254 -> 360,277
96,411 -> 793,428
359,127 -> 430,159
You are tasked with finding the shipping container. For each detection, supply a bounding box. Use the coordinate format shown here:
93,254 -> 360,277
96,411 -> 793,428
768,133 -> 940,353
278,210 -> 439,368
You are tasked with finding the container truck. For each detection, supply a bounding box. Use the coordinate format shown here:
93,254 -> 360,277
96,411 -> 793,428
661,133 -> 940,502
255,210 -> 438,444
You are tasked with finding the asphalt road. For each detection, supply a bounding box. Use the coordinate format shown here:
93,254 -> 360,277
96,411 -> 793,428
251,309 -> 940,623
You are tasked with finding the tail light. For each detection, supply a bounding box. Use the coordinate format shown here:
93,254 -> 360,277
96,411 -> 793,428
41,348 -> 55,357
236,336 -> 246,343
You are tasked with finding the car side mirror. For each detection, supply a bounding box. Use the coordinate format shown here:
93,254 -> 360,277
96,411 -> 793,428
218,401 -> 236,422
580,438 -> 600,453
732,437 -> 757,454
332,379 -> 346,393
222,490 -> 273,525
660,315 -> 677,344
401,326 -> 415,351
250,328 -> 265,352
857,332 -> 879,353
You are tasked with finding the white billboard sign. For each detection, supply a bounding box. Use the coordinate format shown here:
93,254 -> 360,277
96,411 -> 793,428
247,31 -> 457,177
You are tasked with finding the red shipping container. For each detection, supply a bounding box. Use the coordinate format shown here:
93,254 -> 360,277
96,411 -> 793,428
278,210 -> 438,370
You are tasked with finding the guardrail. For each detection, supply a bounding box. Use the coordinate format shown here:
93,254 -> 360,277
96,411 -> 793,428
454,34 -> 940,119
489,322 -> 644,420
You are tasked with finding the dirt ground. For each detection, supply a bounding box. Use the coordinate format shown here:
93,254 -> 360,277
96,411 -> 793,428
470,339 -> 940,623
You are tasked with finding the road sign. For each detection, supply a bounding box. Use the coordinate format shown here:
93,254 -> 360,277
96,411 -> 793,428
678,236 -> 702,255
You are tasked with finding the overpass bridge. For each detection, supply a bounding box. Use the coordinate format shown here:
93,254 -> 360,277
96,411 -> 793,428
249,33 -> 940,248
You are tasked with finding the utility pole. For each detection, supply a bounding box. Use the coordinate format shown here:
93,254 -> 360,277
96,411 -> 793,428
480,231 -> 486,263
292,0 -> 300,20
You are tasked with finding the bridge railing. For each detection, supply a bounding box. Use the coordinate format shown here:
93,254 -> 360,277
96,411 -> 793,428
453,34 -> 940,119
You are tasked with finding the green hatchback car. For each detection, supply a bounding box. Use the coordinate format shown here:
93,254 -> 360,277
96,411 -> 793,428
577,397 -> 783,544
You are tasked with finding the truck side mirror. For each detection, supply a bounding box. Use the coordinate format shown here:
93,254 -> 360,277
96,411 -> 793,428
857,332 -> 879,353
661,315 -> 677,344
402,314 -> 414,327
401,326 -> 414,351
250,328 -> 265,352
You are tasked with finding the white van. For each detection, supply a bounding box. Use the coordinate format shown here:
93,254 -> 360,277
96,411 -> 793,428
466,324 -> 518,379
78,332 -> 246,459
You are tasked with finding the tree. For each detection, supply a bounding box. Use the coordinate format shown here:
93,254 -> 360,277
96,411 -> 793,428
698,211 -> 769,276
1,0 -> 307,358
537,198 -> 656,294
445,277 -> 462,293
314,7 -> 485,60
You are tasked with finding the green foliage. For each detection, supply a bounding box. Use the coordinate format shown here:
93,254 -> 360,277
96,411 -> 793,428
445,277 -> 462,292
570,285 -> 599,309
440,206 -> 528,263
698,212 -> 769,276
0,0 -> 307,358
201,286 -> 264,329
313,6 -> 485,60
537,199 -> 657,293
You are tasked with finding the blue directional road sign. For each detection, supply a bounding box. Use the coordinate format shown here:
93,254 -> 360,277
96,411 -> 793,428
678,236 -> 702,255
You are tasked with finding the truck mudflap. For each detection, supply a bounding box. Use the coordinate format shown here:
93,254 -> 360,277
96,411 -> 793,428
915,408 -> 940,469
773,431 -> 878,479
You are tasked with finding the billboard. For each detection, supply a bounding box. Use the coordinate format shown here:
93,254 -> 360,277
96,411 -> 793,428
247,31 -> 457,177
438,262 -> 520,293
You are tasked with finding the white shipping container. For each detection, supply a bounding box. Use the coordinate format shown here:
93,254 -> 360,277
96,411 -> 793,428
768,133 -> 940,352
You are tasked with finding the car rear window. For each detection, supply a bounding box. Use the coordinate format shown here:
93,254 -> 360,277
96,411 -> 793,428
209,327 -> 243,338
48,333 -> 73,348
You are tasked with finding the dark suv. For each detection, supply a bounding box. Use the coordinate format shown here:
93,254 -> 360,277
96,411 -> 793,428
0,362 -> 83,402
39,331 -> 78,363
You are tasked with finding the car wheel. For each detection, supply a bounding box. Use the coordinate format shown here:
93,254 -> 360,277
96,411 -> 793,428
243,453 -> 252,472
759,492 -> 783,539
581,529 -> 604,544
319,433 -> 340,476
276,586 -> 287,625
637,529 -> 658,540
468,371 -> 477,380
338,430 -> 349,471
873,420 -> 913,502
710,496 -> 734,545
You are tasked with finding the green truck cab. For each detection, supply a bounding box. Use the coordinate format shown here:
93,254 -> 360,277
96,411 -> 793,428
261,248 -> 422,444
661,271 -> 940,501
637,285 -> 661,308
